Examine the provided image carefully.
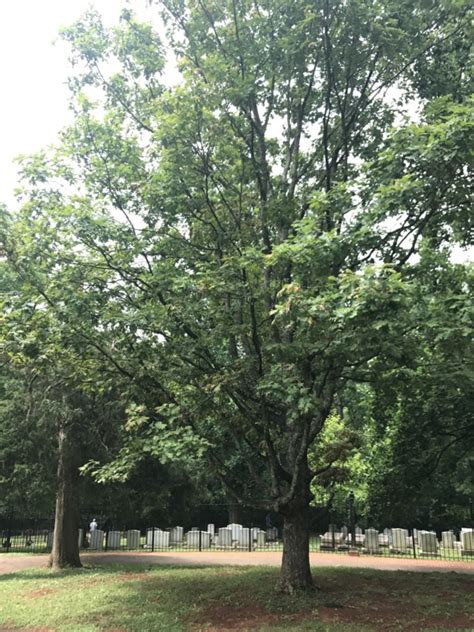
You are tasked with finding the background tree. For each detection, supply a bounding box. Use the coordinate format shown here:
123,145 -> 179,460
0,211 -> 133,567
363,253 -> 473,529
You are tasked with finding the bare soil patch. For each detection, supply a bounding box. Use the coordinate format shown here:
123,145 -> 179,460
116,571 -> 149,581
192,600 -> 473,631
0,628 -> 54,631
315,602 -> 474,630
25,588 -> 58,600
190,570 -> 474,631
190,603 -> 307,631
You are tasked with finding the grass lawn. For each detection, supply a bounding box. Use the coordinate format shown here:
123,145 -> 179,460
0,564 -> 472,631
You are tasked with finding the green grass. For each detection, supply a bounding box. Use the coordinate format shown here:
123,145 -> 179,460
0,564 -> 473,631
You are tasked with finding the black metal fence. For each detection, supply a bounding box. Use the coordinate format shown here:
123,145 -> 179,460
1,523 -> 473,561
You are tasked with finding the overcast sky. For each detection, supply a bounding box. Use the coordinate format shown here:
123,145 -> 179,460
0,0 -> 157,206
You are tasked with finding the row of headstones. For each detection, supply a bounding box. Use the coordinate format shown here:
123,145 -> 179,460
320,527 -> 474,555
144,523 -> 276,549
46,529 -> 140,551
46,523 -> 280,551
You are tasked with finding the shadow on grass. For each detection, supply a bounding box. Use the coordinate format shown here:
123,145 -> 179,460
0,564 -> 473,631
73,565 -> 474,632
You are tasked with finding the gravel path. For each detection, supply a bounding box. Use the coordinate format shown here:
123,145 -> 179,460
1,550 -> 473,575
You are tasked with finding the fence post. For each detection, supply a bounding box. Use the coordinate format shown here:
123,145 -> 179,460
151,528 -> 155,553
6,511 -> 12,552
411,529 -> 417,559
199,529 -> 202,552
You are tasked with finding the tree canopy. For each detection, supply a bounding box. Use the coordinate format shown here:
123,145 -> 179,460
0,0 -> 472,588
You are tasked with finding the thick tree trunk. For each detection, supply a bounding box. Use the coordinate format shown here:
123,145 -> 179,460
279,505 -> 313,593
49,424 -> 82,569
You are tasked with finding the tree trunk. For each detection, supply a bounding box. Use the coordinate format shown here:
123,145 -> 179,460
49,424 -> 82,569
228,502 -> 243,525
279,505 -> 313,593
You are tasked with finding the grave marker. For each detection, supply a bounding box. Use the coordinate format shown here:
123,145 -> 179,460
390,528 -> 408,553
441,530 -> 455,549
218,527 -> 232,547
107,530 -> 121,550
461,529 -> 474,556
419,531 -> 438,556
170,526 -> 184,545
365,528 -> 379,554
127,529 -> 141,549
90,529 -> 104,550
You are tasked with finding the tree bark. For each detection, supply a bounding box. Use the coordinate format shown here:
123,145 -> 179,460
49,424 -> 82,569
279,504 -> 313,593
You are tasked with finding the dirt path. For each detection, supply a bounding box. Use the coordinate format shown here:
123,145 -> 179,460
1,550 -> 473,575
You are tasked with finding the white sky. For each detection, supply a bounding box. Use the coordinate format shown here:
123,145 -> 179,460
0,0 -> 157,207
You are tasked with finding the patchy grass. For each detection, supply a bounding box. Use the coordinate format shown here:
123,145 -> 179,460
0,564 -> 472,631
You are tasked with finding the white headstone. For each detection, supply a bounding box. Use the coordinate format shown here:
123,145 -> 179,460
170,526 -> 184,544
146,528 -> 170,548
365,528 -> 379,553
207,523 -> 215,536
107,531 -> 121,549
90,529 -> 104,550
441,530 -> 455,549
378,533 -> 389,546
256,531 -> 266,547
251,527 -> 260,541
78,528 -> 83,549
239,528 -> 250,548
461,529 -> 474,554
228,523 -> 243,542
127,529 -> 141,549
186,530 -> 199,547
320,531 -> 344,547
419,531 -> 438,555
146,528 -> 160,547
218,527 -> 232,547
391,528 -> 408,552
186,530 -> 210,548
320,532 -> 333,548
156,530 -> 170,547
